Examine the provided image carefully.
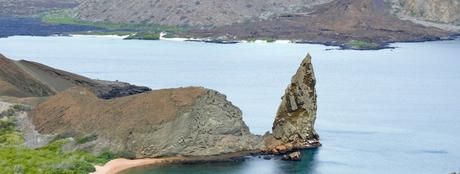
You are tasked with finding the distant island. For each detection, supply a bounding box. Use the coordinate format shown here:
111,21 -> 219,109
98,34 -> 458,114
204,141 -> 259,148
0,53 -> 319,173
0,0 -> 459,49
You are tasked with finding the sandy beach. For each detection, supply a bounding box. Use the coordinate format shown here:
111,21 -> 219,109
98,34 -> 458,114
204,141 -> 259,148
90,151 -> 257,174
91,157 -> 181,174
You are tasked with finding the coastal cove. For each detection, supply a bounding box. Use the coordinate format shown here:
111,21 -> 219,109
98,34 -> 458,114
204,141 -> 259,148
1,36 -> 459,174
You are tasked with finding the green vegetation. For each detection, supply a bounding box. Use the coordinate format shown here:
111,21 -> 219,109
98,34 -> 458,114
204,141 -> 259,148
76,134 -> 98,144
346,40 -> 380,49
265,38 -> 276,43
50,131 -> 77,143
162,33 -> 178,38
0,106 -> 128,174
0,117 -> 23,146
41,10 -> 184,37
0,115 -> 95,174
245,37 -> 277,43
245,38 -> 257,42
0,104 -> 29,118
125,33 -> 160,40
74,31 -> 134,36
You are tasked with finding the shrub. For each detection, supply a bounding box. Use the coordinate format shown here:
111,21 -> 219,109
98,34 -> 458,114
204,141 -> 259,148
50,131 -> 77,143
75,134 -> 98,144
347,40 -> 380,49
125,33 -> 160,40
117,150 -> 136,159
93,150 -> 117,164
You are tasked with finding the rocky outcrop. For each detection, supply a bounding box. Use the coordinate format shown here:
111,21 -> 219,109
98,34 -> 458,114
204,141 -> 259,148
267,54 -> 320,150
282,151 -> 301,161
31,86 -> 261,158
3,53 -> 322,160
389,0 -> 460,25
0,54 -> 151,99
387,0 -> 460,31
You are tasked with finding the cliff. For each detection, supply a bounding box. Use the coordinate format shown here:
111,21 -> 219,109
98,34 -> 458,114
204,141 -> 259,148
31,86 -> 262,157
272,54 -> 319,147
263,54 -> 320,155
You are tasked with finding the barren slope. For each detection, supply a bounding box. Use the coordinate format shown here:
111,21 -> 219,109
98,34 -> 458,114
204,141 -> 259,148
188,0 -> 451,47
74,0 -> 333,27
0,54 -> 150,99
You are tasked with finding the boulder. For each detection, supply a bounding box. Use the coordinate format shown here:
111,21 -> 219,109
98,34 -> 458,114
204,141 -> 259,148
288,151 -> 301,161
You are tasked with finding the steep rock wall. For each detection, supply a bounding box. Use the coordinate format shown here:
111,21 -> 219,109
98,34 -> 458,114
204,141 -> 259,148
269,54 -> 320,149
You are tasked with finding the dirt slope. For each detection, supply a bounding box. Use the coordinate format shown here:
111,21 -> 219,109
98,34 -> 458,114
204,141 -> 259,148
0,54 -> 55,97
0,54 -> 150,99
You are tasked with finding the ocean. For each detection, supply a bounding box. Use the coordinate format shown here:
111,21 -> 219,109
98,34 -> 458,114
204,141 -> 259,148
0,36 -> 459,174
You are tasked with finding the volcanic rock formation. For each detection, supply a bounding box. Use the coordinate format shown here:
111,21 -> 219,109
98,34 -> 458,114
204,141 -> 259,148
270,54 -> 320,149
31,86 -> 262,157
1,53 -> 321,160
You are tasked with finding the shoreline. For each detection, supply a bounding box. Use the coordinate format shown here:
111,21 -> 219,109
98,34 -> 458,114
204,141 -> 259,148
1,33 -> 458,51
91,151 -> 259,174
90,158 -> 180,174
69,33 -> 460,50
90,145 -> 323,174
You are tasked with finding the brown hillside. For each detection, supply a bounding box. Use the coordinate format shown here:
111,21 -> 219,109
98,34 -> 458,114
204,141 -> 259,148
31,86 -> 261,157
32,87 -> 206,135
0,80 -> 28,98
0,54 -> 151,99
188,0 -> 451,45
0,54 -> 55,97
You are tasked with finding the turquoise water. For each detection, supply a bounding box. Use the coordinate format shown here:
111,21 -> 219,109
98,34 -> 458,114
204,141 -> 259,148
0,36 -> 459,174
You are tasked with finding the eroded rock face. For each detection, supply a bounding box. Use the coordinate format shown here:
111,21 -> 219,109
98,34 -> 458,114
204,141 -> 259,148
271,54 -> 320,148
31,87 -> 261,157
389,0 -> 460,25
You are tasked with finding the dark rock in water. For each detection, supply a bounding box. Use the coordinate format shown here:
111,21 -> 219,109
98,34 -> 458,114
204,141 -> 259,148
0,17 -> 101,38
271,54 -> 320,148
263,155 -> 273,160
281,151 -> 301,161
95,81 -> 152,99
286,151 -> 301,161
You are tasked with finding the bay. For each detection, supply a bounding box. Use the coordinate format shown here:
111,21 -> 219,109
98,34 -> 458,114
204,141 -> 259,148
0,36 -> 459,174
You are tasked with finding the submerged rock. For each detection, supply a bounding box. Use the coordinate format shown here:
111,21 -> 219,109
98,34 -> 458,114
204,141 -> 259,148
271,54 -> 320,149
282,151 -> 301,161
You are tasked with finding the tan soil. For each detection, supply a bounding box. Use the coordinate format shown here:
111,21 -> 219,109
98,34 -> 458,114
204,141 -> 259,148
31,86 -> 205,135
91,158 -> 180,174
